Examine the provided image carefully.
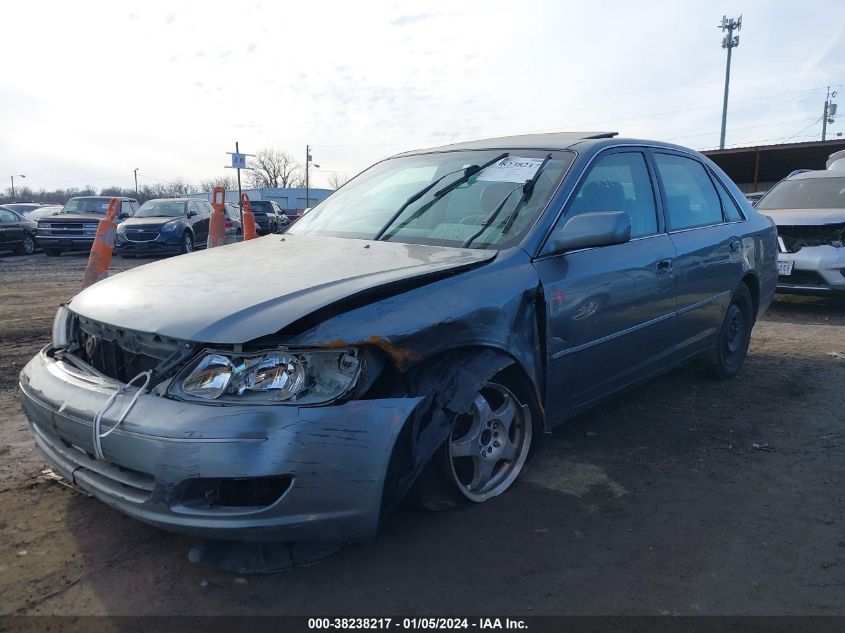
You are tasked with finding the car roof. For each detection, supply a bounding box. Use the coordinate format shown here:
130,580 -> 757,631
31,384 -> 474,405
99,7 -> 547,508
787,169 -> 845,181
71,196 -> 137,201
392,132 -> 620,156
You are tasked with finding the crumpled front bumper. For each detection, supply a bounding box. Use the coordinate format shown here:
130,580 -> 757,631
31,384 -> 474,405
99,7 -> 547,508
777,245 -> 845,294
18,348 -> 423,542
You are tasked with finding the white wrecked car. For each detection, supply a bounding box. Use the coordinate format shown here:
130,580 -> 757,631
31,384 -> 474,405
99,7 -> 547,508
759,150 -> 845,295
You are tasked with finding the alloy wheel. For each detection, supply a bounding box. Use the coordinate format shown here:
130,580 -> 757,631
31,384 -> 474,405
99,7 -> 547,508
448,382 -> 532,502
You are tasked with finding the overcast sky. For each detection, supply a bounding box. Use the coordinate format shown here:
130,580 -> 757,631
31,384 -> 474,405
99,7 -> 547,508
1,0 -> 843,193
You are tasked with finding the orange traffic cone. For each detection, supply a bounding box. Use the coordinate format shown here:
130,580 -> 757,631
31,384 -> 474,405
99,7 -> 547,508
82,198 -> 119,289
207,186 -> 226,249
241,193 -> 257,241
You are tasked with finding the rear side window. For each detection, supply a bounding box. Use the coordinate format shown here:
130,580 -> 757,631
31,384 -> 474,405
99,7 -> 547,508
566,151 -> 658,238
655,153 -> 723,230
711,176 -> 745,222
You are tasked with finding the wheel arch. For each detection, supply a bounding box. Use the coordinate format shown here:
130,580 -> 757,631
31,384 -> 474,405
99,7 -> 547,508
378,344 -> 545,515
740,271 -> 760,322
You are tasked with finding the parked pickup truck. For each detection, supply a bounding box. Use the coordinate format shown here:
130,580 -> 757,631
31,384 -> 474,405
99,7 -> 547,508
36,196 -> 139,256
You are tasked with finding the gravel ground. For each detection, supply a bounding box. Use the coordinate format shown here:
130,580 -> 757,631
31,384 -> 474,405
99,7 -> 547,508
1,250 -> 844,616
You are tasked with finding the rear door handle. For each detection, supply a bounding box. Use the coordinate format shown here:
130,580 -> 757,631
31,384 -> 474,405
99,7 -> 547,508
656,259 -> 673,275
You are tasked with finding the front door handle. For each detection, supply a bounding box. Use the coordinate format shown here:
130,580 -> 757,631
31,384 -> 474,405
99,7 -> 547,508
656,259 -> 673,275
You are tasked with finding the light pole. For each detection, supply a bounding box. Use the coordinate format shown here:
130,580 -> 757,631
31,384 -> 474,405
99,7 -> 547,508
718,15 -> 742,150
305,145 -> 320,209
10,174 -> 25,201
133,168 -> 139,196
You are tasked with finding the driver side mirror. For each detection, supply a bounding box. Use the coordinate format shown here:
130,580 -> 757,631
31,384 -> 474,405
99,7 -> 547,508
187,210 -> 197,218
547,211 -> 631,254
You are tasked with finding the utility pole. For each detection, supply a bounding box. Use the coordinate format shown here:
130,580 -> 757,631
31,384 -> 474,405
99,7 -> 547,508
822,86 -> 838,141
305,145 -> 311,209
10,174 -> 25,201
133,168 -> 139,196
305,145 -> 320,210
718,15 -> 742,150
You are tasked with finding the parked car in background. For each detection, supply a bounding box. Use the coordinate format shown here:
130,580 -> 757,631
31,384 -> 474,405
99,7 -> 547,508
36,196 -> 138,256
224,202 -> 243,240
115,198 -> 212,257
19,132 -> 777,547
248,199 -> 288,234
757,160 -> 845,295
4,202 -> 60,217
23,205 -> 64,222
745,191 -> 767,207
0,206 -> 38,255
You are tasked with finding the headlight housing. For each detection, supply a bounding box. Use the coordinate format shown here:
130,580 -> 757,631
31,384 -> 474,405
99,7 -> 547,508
161,221 -> 179,232
51,305 -> 73,349
169,348 -> 361,405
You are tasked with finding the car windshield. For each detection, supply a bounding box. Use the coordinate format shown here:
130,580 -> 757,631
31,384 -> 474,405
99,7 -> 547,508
758,177 -> 845,210
62,198 -> 113,214
135,200 -> 187,217
291,149 -> 576,248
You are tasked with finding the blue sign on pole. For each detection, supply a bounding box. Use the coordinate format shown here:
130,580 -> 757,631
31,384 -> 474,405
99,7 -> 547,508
231,152 -> 247,169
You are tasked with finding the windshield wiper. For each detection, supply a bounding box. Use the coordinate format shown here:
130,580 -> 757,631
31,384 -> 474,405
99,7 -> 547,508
460,184 -> 524,248
374,152 -> 509,241
499,153 -> 553,235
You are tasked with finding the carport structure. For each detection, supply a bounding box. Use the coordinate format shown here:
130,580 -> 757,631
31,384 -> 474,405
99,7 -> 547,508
703,139 -> 845,193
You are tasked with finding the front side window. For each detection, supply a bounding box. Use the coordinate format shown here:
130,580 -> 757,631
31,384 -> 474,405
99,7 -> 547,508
292,150 -> 575,249
0,209 -> 15,222
655,153 -> 724,230
757,177 -> 845,210
564,151 -> 658,238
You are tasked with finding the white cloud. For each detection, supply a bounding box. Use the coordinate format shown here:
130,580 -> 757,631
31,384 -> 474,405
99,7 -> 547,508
1,0 -> 844,192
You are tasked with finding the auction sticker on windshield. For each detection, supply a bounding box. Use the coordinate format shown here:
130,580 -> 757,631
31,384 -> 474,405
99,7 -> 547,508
478,157 -> 544,183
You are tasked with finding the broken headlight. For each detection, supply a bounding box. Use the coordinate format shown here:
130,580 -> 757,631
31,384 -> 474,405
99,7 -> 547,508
169,348 -> 361,405
51,305 -> 73,349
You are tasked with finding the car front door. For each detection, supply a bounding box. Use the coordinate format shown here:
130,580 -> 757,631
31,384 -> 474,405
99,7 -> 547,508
533,149 -> 677,423
0,209 -> 24,249
652,151 -> 745,358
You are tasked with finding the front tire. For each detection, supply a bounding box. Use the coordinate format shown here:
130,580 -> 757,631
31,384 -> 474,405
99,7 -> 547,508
412,373 -> 537,509
180,232 -> 194,254
700,283 -> 753,380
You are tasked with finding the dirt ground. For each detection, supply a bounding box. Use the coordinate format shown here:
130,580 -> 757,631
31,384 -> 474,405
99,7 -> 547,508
1,251 -> 844,617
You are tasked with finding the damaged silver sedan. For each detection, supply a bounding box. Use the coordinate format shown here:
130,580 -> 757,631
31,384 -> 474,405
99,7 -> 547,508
19,133 -> 777,546
758,152 -> 845,295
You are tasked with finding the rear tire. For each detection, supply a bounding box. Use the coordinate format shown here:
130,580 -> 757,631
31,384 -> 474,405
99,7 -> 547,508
44,249 -> 62,257
699,283 -> 753,380
411,370 -> 540,511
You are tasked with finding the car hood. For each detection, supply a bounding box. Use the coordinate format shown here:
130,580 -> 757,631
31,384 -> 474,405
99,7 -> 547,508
121,216 -> 182,228
69,234 -> 496,343
762,208 -> 845,226
40,213 -> 105,223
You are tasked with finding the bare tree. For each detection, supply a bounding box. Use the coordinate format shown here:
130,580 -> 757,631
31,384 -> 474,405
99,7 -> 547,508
327,172 -> 351,189
199,175 -> 238,192
248,149 -> 303,189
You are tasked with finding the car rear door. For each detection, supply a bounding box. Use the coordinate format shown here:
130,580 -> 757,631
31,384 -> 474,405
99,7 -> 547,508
652,150 -> 745,358
190,201 -> 210,243
533,148 -> 677,422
